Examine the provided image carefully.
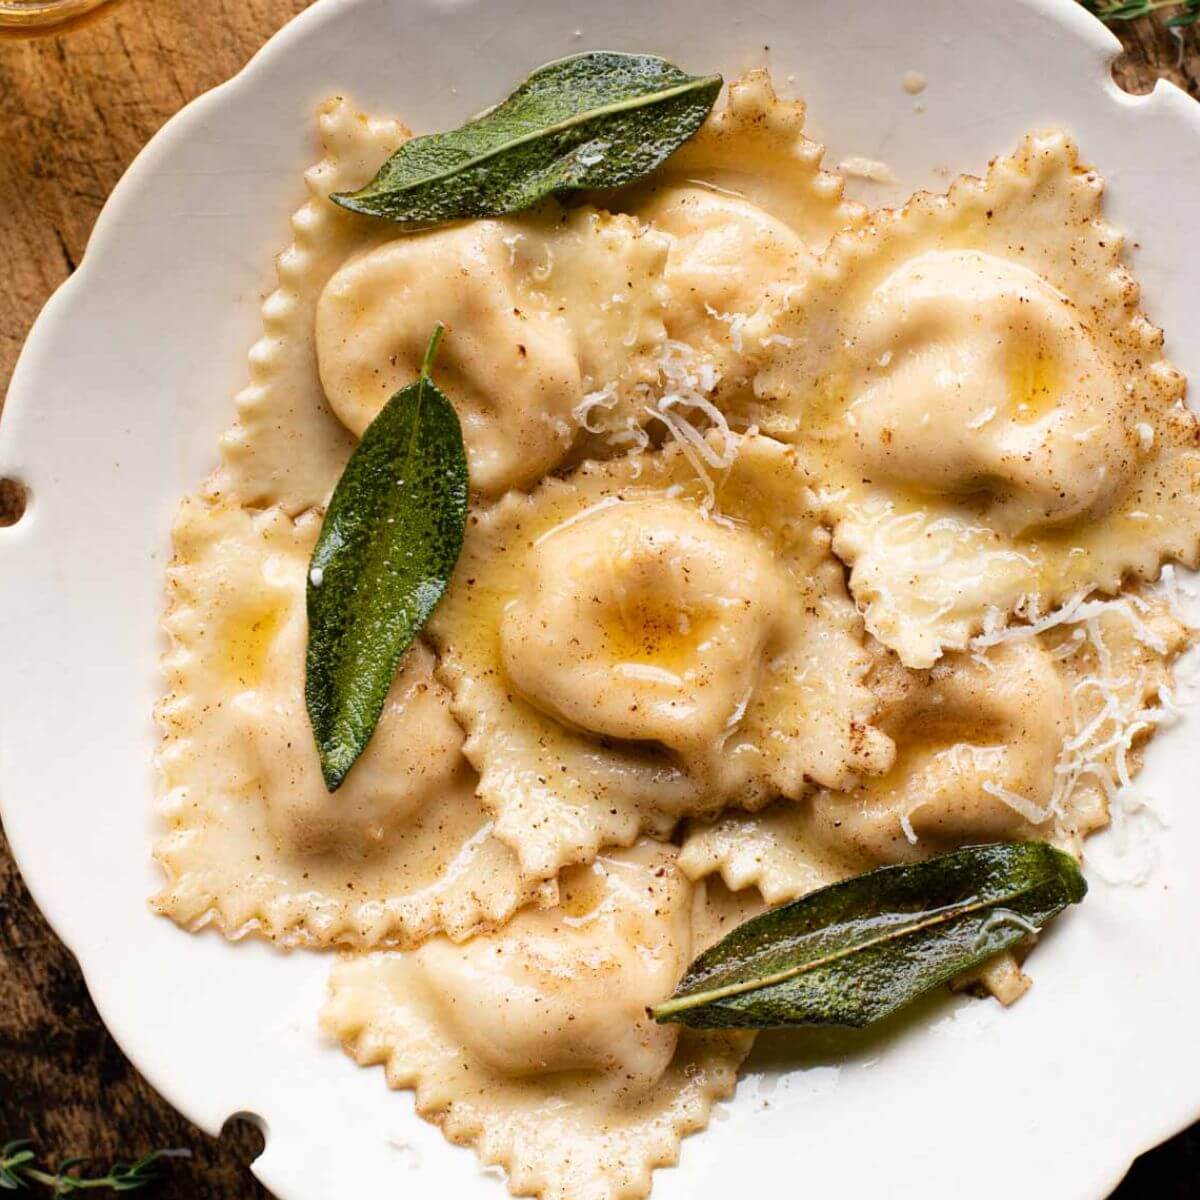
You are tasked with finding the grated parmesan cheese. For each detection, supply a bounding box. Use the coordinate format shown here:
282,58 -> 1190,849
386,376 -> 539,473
971,589 -> 1168,655
572,384 -> 619,434
838,155 -> 898,184
570,338 -> 741,515
982,780 -> 1052,825
703,304 -> 750,354
683,177 -> 747,200
964,584 -> 1196,879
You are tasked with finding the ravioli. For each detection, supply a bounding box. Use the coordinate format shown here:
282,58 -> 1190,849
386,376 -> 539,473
209,97 -> 673,512
321,842 -> 749,1200
316,206 -> 670,494
157,63 -> 1200,1200
429,434 -> 893,878
153,498 -> 554,948
633,188 -> 808,414
629,69 -> 864,240
623,70 -> 863,426
681,591 -> 1189,900
207,98 -> 407,515
753,129 -> 1200,667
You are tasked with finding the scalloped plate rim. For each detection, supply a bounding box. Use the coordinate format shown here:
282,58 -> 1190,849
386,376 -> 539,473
2,1 -> 1199,1198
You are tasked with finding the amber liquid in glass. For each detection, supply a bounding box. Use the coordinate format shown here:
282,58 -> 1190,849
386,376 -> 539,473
0,0 -> 117,34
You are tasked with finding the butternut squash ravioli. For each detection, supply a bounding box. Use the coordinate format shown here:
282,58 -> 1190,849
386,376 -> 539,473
152,70 -> 1199,1200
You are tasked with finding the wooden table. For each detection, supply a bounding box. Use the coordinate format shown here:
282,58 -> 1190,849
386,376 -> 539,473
0,4 -> 1197,1195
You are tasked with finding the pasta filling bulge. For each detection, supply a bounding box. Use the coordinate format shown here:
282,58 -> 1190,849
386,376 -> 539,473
428,433 -> 893,878
153,499 -> 555,949
750,129 -> 1200,668
321,842 -> 750,1200
154,66 -> 1200,1200
681,590 -> 1189,898
316,207 -> 671,495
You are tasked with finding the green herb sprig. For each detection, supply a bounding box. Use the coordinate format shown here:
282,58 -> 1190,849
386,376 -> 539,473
653,843 -> 1086,1029
333,51 -> 722,225
1081,0 -> 1200,27
305,323 -> 468,790
0,1141 -> 189,1194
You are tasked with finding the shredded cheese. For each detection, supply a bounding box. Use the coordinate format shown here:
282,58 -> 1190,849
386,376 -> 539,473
703,304 -> 750,354
683,177 -> 747,200
966,584 -> 1196,881
572,384 -> 620,434
971,590 -> 1168,655
571,338 -> 740,515
982,780 -> 1053,825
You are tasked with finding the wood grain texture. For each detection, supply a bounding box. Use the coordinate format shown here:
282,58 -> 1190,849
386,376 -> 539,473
0,3 -> 1197,1196
0,6 -> 308,1191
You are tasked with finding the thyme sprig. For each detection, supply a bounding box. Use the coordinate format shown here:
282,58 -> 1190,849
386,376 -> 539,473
0,1141 -> 189,1194
1081,0 -> 1200,27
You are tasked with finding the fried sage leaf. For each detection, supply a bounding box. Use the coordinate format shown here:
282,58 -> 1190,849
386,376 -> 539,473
331,51 -> 722,223
653,843 -> 1086,1029
306,325 -> 467,791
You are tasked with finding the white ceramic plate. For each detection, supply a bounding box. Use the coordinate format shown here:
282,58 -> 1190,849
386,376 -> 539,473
3,1 -> 1200,1197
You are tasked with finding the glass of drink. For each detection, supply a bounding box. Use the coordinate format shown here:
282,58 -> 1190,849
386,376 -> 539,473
0,0 -> 118,35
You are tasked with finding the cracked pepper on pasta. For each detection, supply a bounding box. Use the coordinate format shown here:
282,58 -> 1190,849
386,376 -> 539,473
153,68 -> 1200,1200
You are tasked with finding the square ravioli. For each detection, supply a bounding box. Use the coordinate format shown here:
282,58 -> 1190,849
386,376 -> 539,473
752,130 -> 1200,667
154,498 -> 554,948
681,590 -> 1189,898
322,843 -> 750,1200
428,434 -> 893,878
149,54 -> 1200,1200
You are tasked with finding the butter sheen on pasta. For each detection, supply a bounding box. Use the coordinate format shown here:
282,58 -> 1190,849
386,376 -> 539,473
156,71 -> 1200,1200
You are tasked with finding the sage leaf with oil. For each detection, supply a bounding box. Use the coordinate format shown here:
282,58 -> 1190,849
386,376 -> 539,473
305,325 -> 467,791
652,842 -> 1086,1029
331,51 -> 722,224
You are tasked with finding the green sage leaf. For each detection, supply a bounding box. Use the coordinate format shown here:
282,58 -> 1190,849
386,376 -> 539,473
652,842 -> 1086,1029
305,324 -> 467,791
331,51 -> 722,224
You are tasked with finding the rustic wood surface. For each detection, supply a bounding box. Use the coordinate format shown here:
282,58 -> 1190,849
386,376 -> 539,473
0,3 -> 1198,1195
